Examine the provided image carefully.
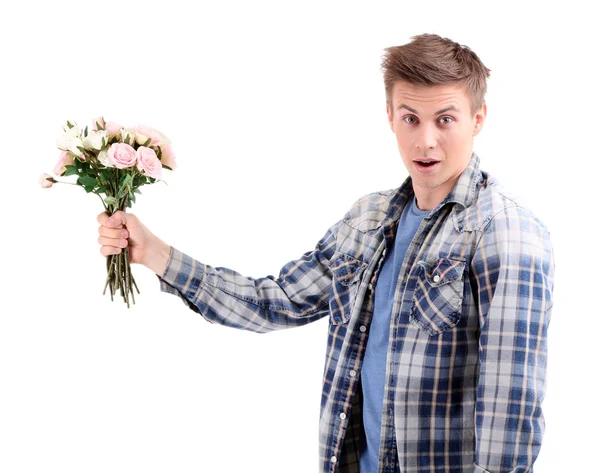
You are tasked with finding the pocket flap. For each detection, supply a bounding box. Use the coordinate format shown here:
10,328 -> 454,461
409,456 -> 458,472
330,252 -> 367,286
417,257 -> 466,287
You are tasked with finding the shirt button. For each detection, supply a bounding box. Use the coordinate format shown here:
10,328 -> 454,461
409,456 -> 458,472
433,274 -> 441,283
368,283 -> 373,291
331,455 -> 337,464
359,325 -> 367,333
349,370 -> 357,377
340,412 -> 346,420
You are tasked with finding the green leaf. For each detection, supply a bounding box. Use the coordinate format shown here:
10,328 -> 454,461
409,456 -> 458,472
84,125 -> 88,137
162,164 -> 173,171
143,137 -> 152,147
100,169 -> 112,182
116,179 -> 132,200
119,173 -> 133,187
134,188 -> 142,195
77,175 -> 97,193
97,185 -> 107,194
66,120 -> 74,129
64,165 -> 78,176
78,175 -> 97,187
104,196 -> 116,206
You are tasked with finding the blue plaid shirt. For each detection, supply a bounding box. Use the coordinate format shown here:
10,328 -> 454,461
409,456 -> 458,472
157,152 -> 555,473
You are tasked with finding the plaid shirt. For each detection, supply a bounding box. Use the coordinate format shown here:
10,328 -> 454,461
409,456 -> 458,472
157,152 -> 555,473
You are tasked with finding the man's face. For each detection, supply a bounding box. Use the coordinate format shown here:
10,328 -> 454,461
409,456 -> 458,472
386,80 -> 486,209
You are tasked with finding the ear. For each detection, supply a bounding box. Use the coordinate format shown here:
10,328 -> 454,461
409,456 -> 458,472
472,102 -> 487,137
386,102 -> 394,132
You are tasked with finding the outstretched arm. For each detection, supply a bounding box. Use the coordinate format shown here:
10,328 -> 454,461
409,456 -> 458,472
154,220 -> 343,333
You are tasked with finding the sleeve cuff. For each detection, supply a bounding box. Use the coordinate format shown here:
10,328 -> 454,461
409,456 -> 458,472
473,464 -> 491,473
473,463 -> 532,473
154,246 -> 206,315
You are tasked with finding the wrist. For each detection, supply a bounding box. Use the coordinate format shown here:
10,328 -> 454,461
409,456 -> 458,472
144,236 -> 171,276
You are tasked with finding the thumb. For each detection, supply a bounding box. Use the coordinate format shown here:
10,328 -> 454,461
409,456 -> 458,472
105,210 -> 128,229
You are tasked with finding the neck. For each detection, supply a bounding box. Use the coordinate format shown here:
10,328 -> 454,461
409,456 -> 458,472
413,187 -> 448,211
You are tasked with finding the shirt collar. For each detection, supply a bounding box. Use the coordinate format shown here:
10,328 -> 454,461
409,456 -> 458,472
383,151 -> 482,231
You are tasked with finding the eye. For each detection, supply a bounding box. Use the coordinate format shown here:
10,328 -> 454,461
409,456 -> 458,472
439,116 -> 454,125
403,115 -> 418,124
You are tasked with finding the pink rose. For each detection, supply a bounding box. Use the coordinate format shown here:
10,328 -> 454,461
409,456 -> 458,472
160,144 -> 177,170
134,125 -> 171,147
136,146 -> 163,179
53,150 -> 74,175
105,121 -> 122,139
107,143 -> 137,169
93,117 -> 122,139
40,173 -> 54,188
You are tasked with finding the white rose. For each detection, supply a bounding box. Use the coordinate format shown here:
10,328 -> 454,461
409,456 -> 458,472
69,137 -> 84,157
121,127 -> 137,146
56,125 -> 81,150
83,130 -> 107,151
97,149 -> 113,167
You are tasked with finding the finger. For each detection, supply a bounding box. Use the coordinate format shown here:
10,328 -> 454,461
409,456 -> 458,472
97,212 -> 110,225
105,210 -> 128,228
98,235 -> 128,248
98,225 -> 129,239
100,245 -> 122,256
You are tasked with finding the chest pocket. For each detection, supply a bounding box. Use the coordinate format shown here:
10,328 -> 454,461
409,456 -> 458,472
329,252 -> 368,325
410,257 -> 466,336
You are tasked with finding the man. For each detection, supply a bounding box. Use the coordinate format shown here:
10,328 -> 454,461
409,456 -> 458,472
97,33 -> 555,473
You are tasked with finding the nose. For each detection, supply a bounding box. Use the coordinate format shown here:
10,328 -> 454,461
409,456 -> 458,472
415,123 -> 438,150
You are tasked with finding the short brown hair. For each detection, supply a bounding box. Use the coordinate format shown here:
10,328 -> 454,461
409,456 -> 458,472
381,33 -> 491,116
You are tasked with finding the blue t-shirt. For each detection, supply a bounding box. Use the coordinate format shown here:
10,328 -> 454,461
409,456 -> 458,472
359,194 -> 429,472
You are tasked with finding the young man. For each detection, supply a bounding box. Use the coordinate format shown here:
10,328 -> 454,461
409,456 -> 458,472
97,34 -> 555,473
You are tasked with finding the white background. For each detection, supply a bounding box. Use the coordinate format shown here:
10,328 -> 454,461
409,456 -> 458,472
1,0 -> 597,472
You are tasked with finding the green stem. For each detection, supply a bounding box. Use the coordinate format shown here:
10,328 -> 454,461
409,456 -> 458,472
117,251 -> 124,299
102,189 -> 138,308
124,246 -> 131,308
132,276 -> 140,295
96,192 -> 108,212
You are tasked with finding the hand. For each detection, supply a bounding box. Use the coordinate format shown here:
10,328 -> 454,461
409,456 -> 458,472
96,210 -> 171,275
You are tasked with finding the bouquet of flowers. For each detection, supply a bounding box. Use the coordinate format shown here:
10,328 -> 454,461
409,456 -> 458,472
41,117 -> 176,308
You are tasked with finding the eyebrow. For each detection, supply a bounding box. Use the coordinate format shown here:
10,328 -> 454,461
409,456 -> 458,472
396,104 -> 461,115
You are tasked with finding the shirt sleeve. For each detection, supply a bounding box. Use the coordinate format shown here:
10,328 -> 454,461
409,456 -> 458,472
155,219 -> 342,333
470,206 -> 555,473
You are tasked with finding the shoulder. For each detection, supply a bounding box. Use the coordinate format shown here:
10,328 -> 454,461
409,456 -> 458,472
463,170 -> 552,239
467,172 -> 554,276
341,187 -> 397,232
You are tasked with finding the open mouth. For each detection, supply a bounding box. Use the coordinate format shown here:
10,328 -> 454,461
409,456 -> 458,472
414,160 -> 441,173
415,160 -> 440,166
